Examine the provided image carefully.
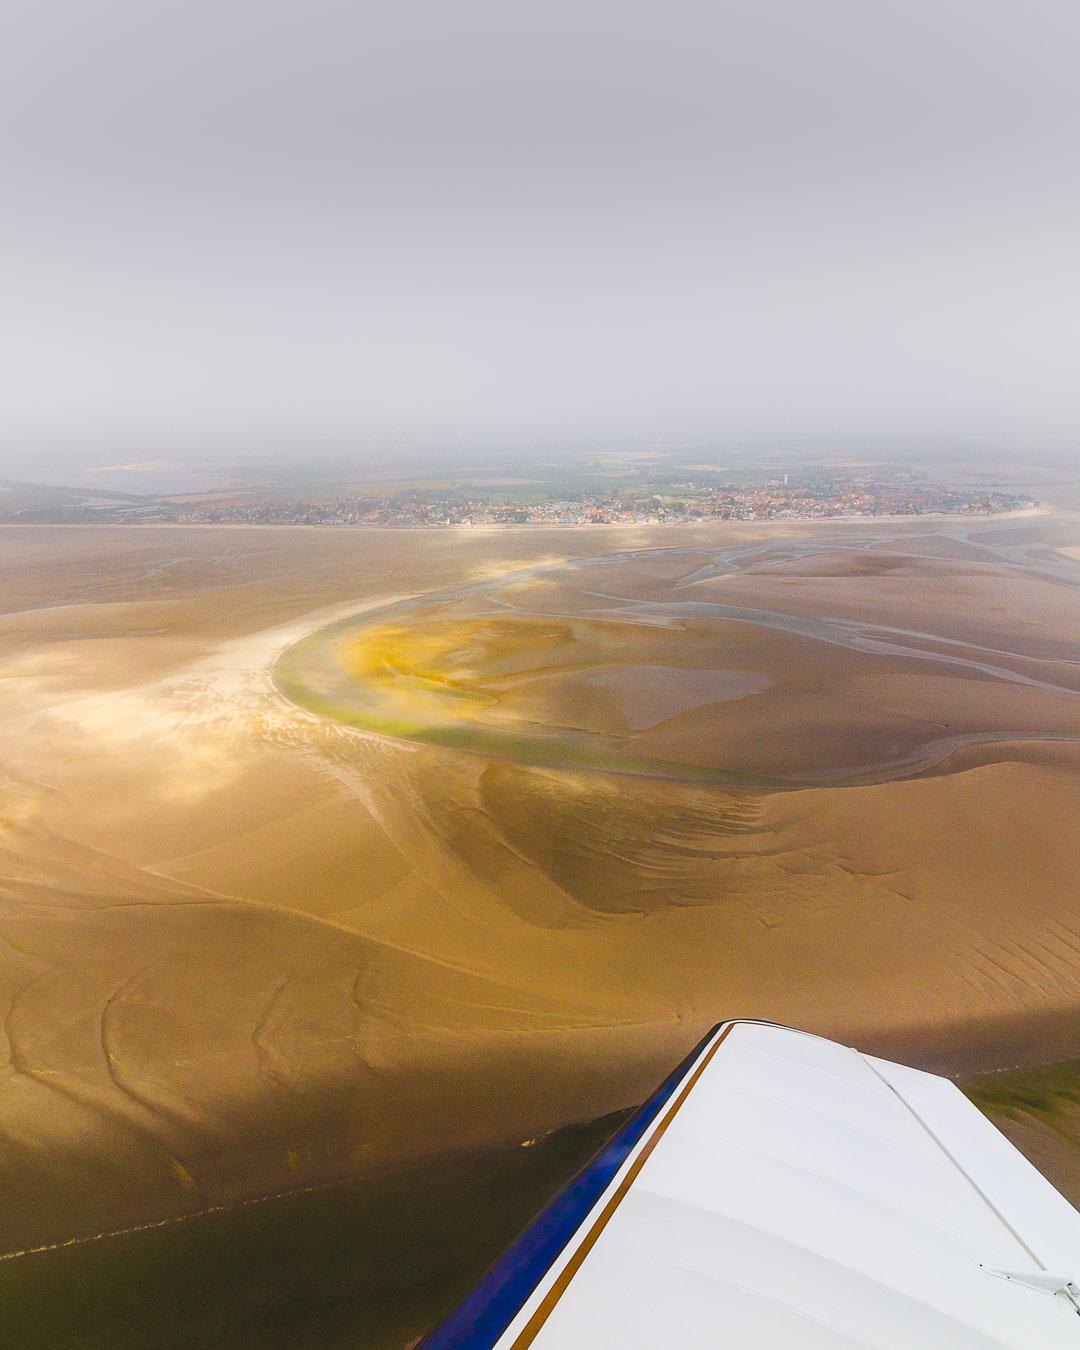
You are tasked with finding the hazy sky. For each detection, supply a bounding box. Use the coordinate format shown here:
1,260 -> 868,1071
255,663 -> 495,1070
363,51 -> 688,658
3,0 -> 1079,470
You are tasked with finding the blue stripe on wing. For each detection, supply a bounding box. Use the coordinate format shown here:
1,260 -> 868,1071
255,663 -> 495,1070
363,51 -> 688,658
418,1023 -> 723,1349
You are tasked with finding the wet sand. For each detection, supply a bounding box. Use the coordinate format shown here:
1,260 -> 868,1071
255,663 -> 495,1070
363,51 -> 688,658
1,513 -> 1079,1344
275,545 -> 1080,786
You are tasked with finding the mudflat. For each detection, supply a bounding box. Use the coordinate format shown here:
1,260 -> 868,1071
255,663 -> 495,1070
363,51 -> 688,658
277,544 -> 1080,785
2,513 -> 1079,1344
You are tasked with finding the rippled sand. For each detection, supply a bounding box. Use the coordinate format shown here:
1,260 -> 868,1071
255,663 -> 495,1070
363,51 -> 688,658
1,515 -> 1080,1342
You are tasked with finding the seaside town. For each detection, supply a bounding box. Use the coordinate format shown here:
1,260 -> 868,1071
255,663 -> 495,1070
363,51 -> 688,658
0,468 -> 1036,527
158,474 -> 1033,528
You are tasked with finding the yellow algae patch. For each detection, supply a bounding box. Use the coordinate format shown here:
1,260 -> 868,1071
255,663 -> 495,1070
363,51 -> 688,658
168,1157 -> 201,1199
276,546 -> 1080,788
338,622 -> 499,724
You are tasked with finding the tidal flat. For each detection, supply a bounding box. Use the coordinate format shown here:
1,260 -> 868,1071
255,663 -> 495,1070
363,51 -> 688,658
276,545 -> 1080,788
1,513 -> 1079,1344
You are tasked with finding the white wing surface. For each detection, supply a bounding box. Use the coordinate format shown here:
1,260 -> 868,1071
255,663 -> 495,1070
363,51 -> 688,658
423,1020 -> 1080,1348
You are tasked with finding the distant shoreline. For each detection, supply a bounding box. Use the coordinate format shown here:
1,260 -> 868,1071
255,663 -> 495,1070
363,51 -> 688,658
0,504 -> 1049,532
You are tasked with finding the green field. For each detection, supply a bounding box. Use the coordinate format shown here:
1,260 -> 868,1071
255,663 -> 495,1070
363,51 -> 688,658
962,1060 -> 1080,1206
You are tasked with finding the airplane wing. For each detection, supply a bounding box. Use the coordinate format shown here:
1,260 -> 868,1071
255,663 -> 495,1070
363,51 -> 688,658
420,1019 -> 1080,1348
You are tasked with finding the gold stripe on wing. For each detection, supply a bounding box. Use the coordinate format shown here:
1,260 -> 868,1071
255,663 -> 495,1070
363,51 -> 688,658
510,1022 -> 735,1348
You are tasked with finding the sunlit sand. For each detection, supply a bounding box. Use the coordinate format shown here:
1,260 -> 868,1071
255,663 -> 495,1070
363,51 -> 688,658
1,513 -> 1079,1342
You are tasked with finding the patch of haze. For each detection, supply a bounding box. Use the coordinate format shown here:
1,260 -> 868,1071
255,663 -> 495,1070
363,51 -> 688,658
1,1 -> 1079,468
